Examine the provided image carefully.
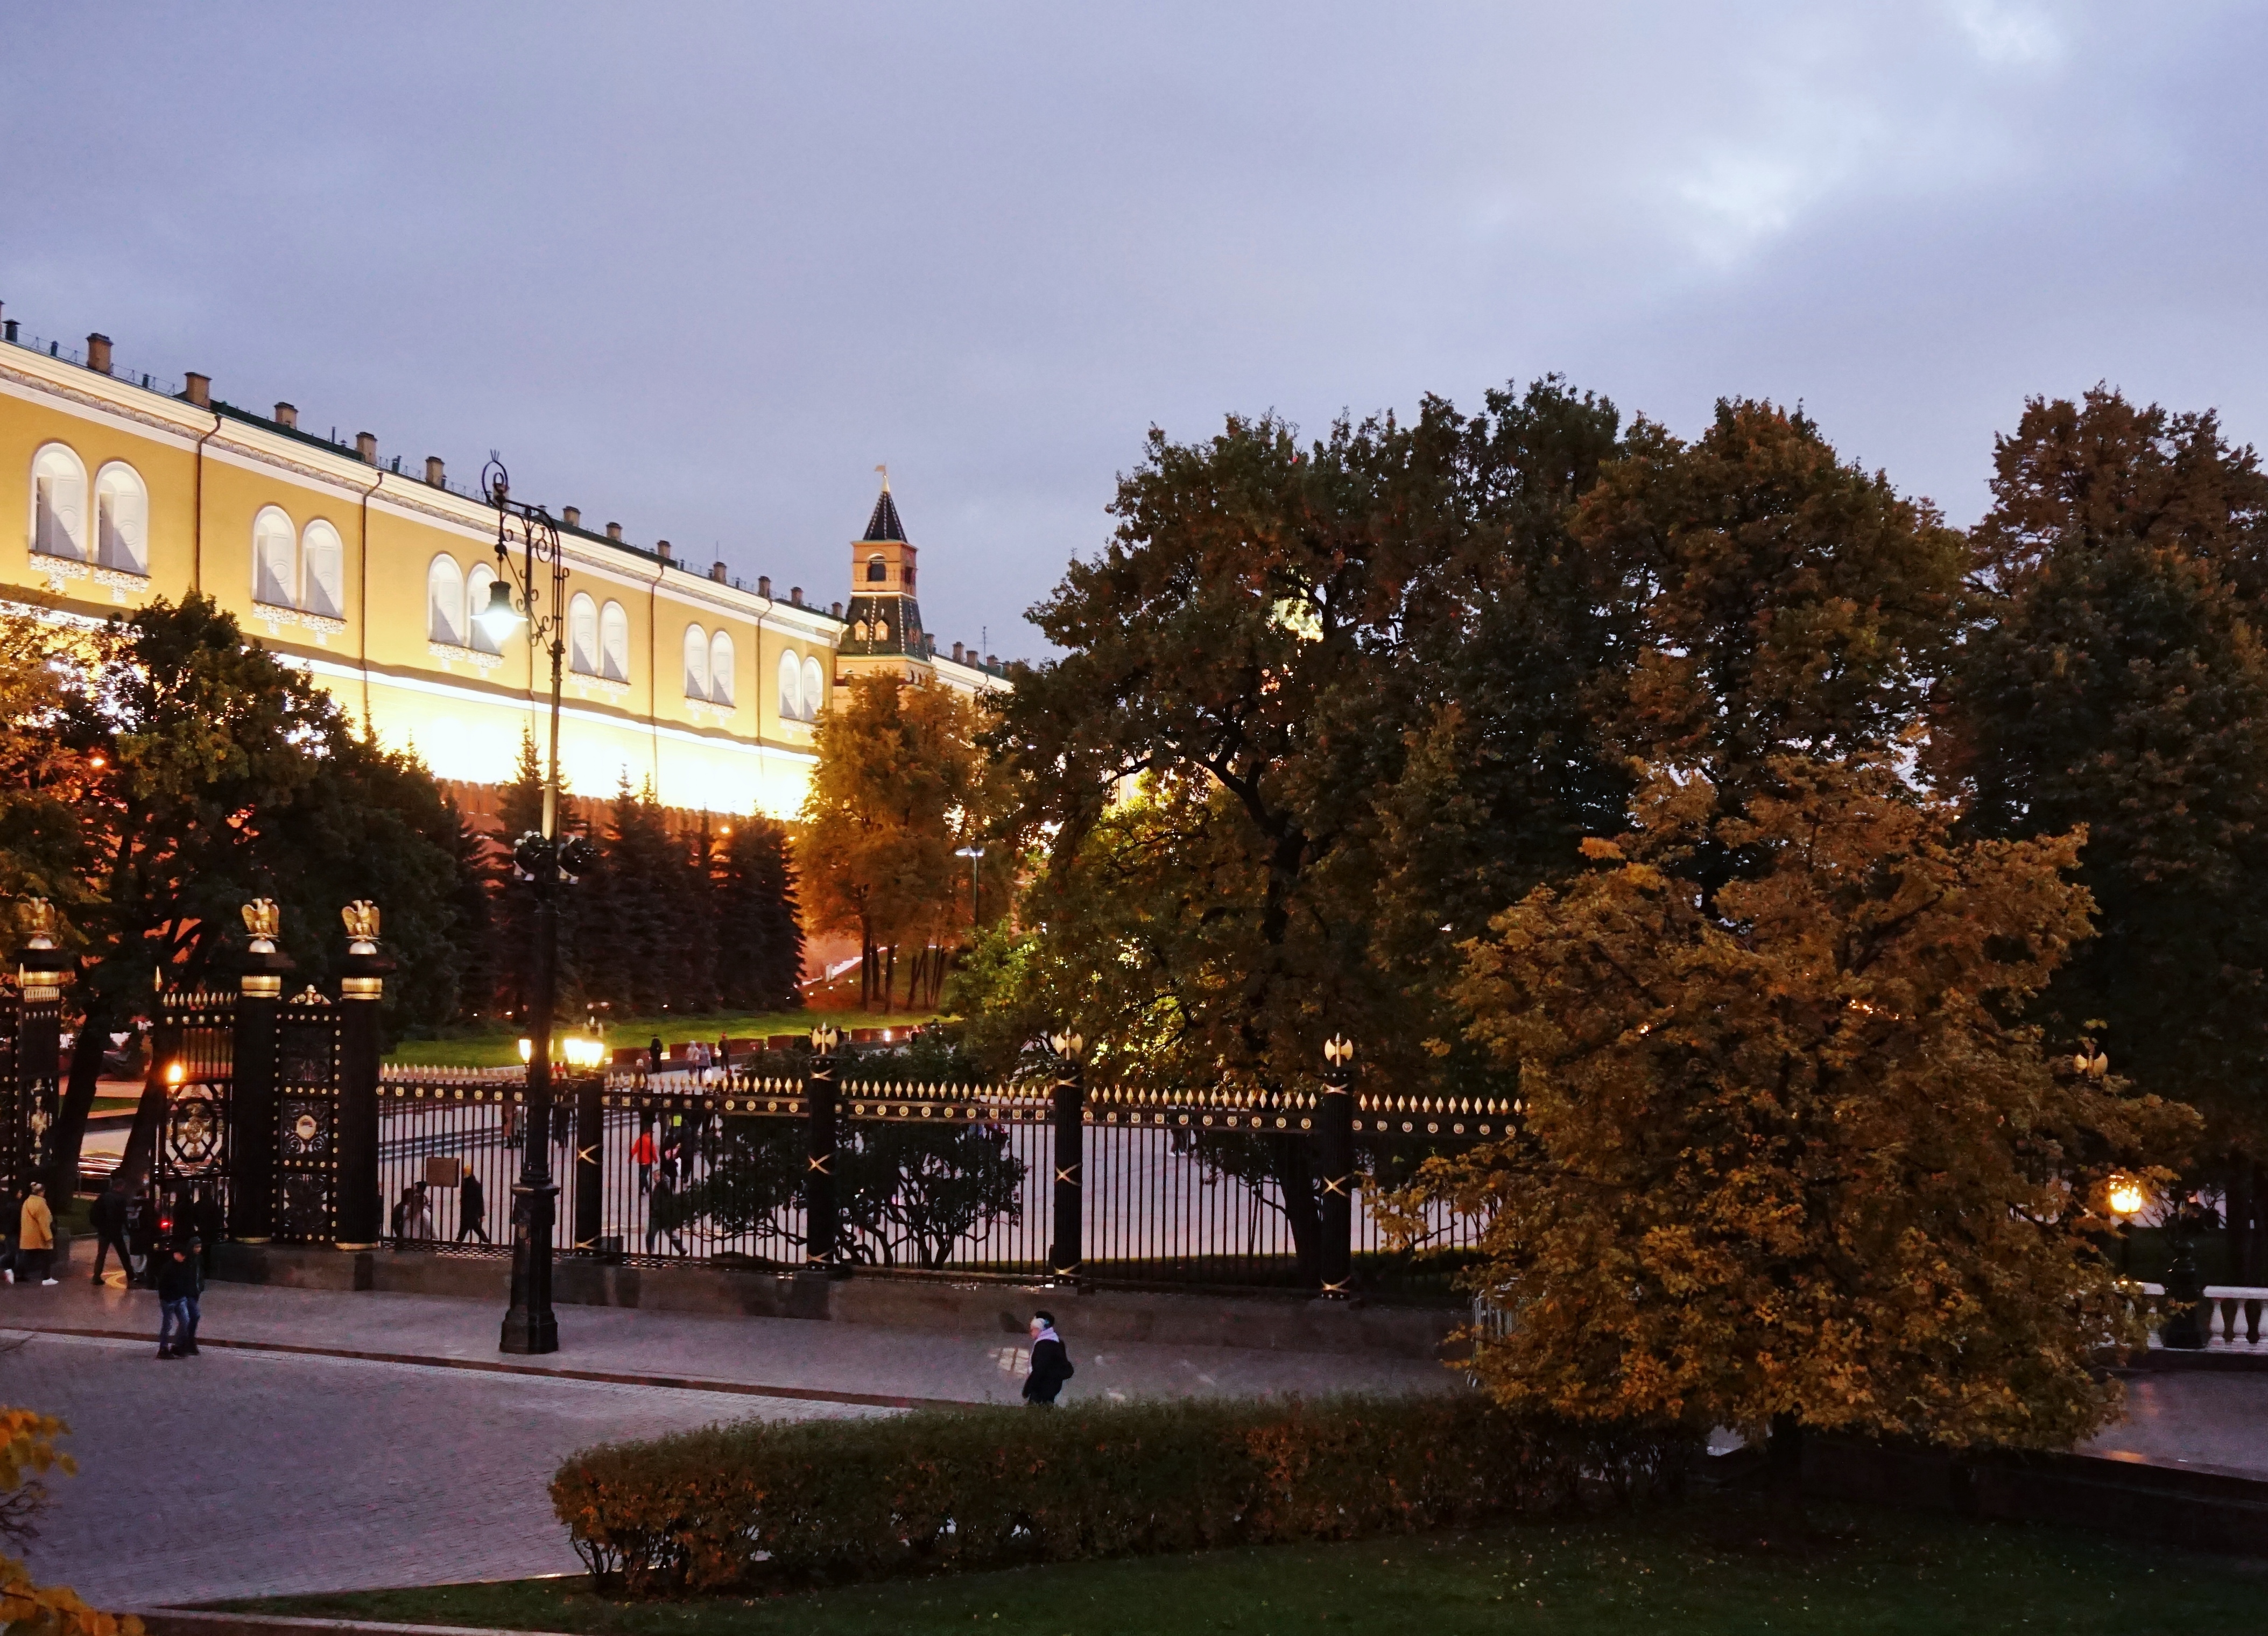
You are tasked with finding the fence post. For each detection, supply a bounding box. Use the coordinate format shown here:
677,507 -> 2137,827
333,902 -> 393,1250
13,904 -> 70,1204
1318,1035 -> 1356,1299
229,899 -> 292,1242
804,1025 -> 840,1269
572,1073 -> 603,1252
1046,1029 -> 1086,1284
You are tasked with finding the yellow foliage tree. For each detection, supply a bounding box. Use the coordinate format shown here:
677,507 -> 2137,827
1389,757 -> 2199,1451
0,1405 -> 139,1636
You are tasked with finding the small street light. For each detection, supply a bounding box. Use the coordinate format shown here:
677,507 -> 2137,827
955,843 -> 987,936
2107,1172 -> 2146,1277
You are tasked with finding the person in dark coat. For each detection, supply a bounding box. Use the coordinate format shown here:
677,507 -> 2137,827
1023,1311 -> 1073,1406
456,1165 -> 489,1243
155,1238 -> 202,1359
89,1176 -> 134,1286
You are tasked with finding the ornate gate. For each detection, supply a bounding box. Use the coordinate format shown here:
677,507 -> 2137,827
155,989 -> 234,1207
274,986 -> 342,1241
0,988 -> 60,1200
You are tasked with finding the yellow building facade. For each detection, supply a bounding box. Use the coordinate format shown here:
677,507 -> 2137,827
0,323 -> 1004,820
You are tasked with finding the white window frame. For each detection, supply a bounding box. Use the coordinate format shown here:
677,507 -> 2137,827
568,591 -> 599,674
600,600 -> 629,682
708,629 -> 736,707
427,553 -> 467,645
29,442 -> 88,563
466,560 -> 501,654
778,647 -> 805,721
683,623 -> 710,701
302,518 -> 344,618
253,506 -> 298,609
93,461 -> 149,575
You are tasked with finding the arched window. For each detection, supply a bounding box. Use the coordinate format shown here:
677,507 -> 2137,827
93,462 -> 147,575
427,553 -> 466,645
466,561 -> 500,654
683,623 -> 709,700
867,553 -> 888,583
778,648 -> 805,721
253,506 -> 298,608
600,600 -> 629,681
803,654 -> 826,720
30,443 -> 87,562
568,592 -> 598,674
708,629 -> 736,706
302,519 -> 344,618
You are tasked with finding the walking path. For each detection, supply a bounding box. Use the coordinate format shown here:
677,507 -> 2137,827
0,1277 -> 1447,1611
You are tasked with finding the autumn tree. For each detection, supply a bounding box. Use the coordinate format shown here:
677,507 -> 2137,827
1934,389 -> 2268,1266
4,597 -> 465,1198
1390,758 -> 2197,1452
801,673 -> 996,1009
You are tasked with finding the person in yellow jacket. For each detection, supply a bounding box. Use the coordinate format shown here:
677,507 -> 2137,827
13,1184 -> 55,1286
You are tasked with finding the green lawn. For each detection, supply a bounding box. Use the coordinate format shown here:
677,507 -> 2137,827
208,1498 -> 2261,1635
388,1008 -> 941,1070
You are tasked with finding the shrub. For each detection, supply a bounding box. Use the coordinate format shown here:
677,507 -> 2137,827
551,1394 -> 1690,1596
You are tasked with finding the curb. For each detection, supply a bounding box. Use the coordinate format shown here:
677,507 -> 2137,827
1,1324 -> 964,1411
138,1612 -> 575,1636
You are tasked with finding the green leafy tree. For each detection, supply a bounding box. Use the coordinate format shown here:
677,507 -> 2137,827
1390,758 -> 2198,1453
11,596 -> 461,1197
1937,391 -> 2268,1145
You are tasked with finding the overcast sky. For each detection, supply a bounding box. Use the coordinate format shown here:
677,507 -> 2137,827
4,4 -> 2262,657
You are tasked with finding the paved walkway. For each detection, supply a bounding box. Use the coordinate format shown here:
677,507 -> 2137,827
2081,1371 -> 2268,1482
0,1277 -> 1447,1611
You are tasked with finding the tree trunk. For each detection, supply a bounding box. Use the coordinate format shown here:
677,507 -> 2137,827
1271,1133 -> 1323,1286
884,945 -> 896,1011
44,1003 -> 115,1203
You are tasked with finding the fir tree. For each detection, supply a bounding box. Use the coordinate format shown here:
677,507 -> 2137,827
714,815 -> 806,1011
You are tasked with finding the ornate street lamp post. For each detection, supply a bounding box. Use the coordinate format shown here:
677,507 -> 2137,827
476,457 -> 595,1356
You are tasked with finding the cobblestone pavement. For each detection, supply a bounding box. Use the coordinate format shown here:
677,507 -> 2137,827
0,1277 -> 1447,1612
3,1328 -> 867,1612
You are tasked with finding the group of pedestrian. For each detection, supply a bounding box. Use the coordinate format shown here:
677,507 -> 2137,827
4,1174 -> 206,1360
392,1166 -> 491,1244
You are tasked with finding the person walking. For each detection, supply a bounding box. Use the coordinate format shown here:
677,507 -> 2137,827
155,1238 -> 201,1358
16,1184 -> 55,1287
456,1165 -> 489,1243
407,1181 -> 433,1241
631,1126 -> 657,1196
89,1176 -> 133,1285
1023,1311 -> 1074,1407
644,1168 -> 687,1256
647,1035 -> 665,1076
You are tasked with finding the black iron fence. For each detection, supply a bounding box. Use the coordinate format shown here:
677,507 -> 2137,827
0,906 -> 1508,1297
365,1052 -> 1506,1296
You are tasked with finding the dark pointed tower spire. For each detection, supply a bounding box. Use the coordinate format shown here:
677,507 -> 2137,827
864,464 -> 906,543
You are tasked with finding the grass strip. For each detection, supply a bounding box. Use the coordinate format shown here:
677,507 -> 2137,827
209,1496 -> 2262,1635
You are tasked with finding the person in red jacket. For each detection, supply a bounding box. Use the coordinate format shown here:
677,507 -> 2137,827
631,1127 -> 657,1196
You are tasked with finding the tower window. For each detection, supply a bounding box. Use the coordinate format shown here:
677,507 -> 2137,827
867,554 -> 888,583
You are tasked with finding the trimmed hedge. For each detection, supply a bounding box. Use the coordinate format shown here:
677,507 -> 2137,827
551,1395 -> 1691,1595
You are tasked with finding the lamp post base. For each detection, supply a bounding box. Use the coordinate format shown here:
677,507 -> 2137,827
501,1177 -> 560,1356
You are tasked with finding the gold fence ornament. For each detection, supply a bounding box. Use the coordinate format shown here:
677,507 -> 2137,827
342,900 -> 381,955
242,898 -> 281,954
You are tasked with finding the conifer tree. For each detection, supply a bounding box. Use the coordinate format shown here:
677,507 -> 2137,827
714,816 -> 805,1011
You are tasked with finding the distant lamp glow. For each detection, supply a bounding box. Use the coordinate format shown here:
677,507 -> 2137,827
518,1036 -> 534,1064
475,577 -> 524,645
164,1061 -> 184,1086
2108,1175 -> 2147,1219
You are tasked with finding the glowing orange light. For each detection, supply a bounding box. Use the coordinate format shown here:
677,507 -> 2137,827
164,1061 -> 184,1085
